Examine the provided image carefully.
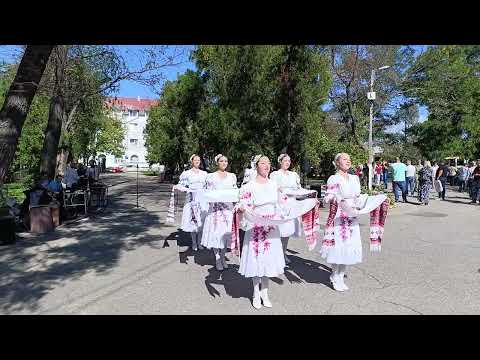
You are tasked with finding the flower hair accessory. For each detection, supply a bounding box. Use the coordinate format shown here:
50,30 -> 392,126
189,154 -> 199,162
253,154 -> 264,167
215,154 -> 227,163
277,153 -> 290,164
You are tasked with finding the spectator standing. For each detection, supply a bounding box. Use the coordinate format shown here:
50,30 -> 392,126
457,162 -> 469,192
435,161 -> 450,200
470,162 -> 480,204
406,160 -> 417,196
390,157 -> 408,203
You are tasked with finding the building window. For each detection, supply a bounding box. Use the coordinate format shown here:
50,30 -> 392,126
130,139 -> 138,145
139,111 -> 146,117
130,123 -> 138,127
129,110 -> 138,117
131,155 -> 139,163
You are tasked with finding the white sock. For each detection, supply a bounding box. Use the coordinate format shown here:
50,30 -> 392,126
252,277 -> 261,307
220,248 -> 228,267
330,264 -> 339,280
281,237 -> 289,255
260,277 -> 272,307
191,232 -> 197,249
261,277 -> 269,293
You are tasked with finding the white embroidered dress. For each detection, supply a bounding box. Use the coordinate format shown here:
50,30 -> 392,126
269,170 -> 302,238
201,172 -> 238,249
179,169 -> 208,233
238,179 -> 286,278
321,173 -> 362,265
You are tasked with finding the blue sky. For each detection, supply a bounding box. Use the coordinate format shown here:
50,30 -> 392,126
1,45 -> 429,128
116,45 -> 195,99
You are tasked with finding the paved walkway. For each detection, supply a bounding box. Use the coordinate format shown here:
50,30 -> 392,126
1,173 -> 479,314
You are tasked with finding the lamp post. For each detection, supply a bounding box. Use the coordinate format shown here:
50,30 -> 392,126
367,65 -> 390,190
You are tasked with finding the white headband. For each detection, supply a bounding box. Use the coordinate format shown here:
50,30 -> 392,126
189,154 -> 199,162
278,153 -> 290,164
333,153 -> 347,170
215,154 -> 227,163
254,154 -> 270,167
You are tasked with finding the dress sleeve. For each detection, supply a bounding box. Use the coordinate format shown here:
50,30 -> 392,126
269,171 -> 277,183
324,175 -> 341,204
231,173 -> 238,188
179,171 -> 188,186
175,171 -> 190,192
295,172 -> 301,189
354,174 -> 361,196
238,183 -> 254,210
205,174 -> 214,190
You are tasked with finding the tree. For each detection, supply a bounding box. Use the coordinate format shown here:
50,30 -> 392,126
145,70 -> 205,172
0,45 -> 54,184
404,45 -> 480,160
71,96 -> 125,165
189,45 -> 332,174
38,45 -> 186,178
327,45 -> 415,146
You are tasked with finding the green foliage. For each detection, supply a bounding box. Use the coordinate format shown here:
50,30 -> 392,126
404,45 -> 480,160
12,95 -> 49,174
145,46 -> 332,175
142,170 -> 159,176
2,182 -> 28,203
70,97 -> 125,162
145,70 -> 204,171
1,63 -> 49,180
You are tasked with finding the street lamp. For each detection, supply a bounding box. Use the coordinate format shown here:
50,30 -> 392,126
367,65 -> 391,191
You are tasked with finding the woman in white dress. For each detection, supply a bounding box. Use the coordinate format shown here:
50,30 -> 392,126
178,154 -> 208,251
236,155 -> 285,309
321,153 -> 388,292
269,153 -> 301,265
201,154 -> 238,271
242,155 -> 257,185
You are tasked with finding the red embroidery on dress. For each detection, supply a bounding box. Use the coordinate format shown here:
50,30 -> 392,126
339,210 -> 350,242
322,201 -> 338,247
252,219 -> 275,257
327,183 -> 340,190
212,202 -> 229,227
240,191 -> 252,200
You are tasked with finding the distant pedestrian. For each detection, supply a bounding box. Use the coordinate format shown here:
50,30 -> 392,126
374,161 -> 383,186
435,161 -> 450,200
418,161 -> 433,206
390,157 -> 407,203
457,162 -> 469,192
469,162 -> 480,204
406,160 -> 416,196
382,161 -> 389,189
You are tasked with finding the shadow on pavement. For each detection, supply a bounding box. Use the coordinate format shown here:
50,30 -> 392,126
0,176 -> 169,314
203,265 -> 253,302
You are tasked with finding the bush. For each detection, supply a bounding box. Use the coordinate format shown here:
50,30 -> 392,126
142,170 -> 159,176
2,182 -> 28,204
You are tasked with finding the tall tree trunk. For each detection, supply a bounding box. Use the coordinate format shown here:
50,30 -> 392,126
39,95 -> 65,178
39,46 -> 68,179
0,45 -> 55,184
56,147 -> 70,176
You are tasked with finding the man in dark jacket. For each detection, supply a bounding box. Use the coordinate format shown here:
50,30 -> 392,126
470,162 -> 480,204
435,161 -> 450,200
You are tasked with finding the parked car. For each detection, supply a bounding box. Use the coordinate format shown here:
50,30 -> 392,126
112,165 -> 124,173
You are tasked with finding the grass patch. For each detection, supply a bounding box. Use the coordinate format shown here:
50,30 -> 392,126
2,182 -> 28,204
